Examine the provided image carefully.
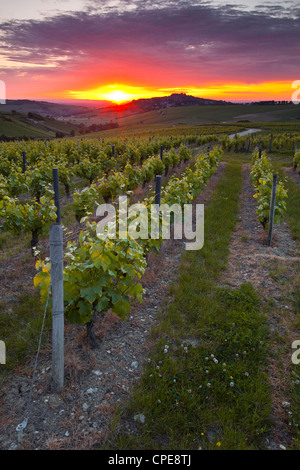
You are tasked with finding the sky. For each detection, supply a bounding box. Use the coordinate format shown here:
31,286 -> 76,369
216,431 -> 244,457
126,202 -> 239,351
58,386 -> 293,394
0,0 -> 299,103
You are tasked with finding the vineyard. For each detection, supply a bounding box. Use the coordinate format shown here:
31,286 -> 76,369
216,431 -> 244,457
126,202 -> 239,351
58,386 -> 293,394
0,125 -> 300,451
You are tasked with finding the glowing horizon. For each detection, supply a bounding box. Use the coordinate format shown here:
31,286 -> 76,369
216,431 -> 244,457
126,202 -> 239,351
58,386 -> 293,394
64,81 -> 295,104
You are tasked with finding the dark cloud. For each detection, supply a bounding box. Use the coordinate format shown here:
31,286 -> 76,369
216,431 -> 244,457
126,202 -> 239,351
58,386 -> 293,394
0,0 -> 299,84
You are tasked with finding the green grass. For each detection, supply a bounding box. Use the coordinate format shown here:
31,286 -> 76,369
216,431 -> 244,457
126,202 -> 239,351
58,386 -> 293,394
285,177 -> 300,246
0,110 -> 80,138
0,291 -> 52,385
282,176 -> 300,449
0,115 -> 52,138
104,162 -> 272,450
81,104 -> 300,139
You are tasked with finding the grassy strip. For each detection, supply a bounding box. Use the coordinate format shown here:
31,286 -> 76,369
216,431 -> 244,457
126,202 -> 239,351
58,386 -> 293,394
282,176 -> 300,448
285,177 -> 300,249
0,292 -> 52,385
106,162 -> 272,450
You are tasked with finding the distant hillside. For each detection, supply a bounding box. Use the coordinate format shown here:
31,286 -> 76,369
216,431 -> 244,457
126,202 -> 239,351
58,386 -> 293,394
62,93 -> 234,125
0,108 -> 83,139
131,93 -> 232,111
1,94 -> 298,139
1,94 -> 231,121
1,100 -> 96,118
0,106 -> 121,139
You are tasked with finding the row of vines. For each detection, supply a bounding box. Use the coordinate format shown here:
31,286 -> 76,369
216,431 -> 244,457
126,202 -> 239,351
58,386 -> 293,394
0,128 -> 299,346
33,146 -> 223,346
0,134 -> 217,248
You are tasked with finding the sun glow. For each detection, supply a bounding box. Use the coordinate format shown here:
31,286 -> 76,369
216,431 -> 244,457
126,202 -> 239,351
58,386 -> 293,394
67,84 -> 164,103
105,89 -> 130,103
66,81 -> 294,104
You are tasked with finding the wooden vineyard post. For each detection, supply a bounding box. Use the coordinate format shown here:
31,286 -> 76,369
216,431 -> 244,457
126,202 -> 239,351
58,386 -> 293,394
267,174 -> 278,247
50,168 -> 64,392
160,146 -> 163,160
22,151 -> 26,173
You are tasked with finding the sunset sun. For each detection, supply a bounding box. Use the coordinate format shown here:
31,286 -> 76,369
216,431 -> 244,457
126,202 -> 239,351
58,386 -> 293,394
104,89 -> 130,103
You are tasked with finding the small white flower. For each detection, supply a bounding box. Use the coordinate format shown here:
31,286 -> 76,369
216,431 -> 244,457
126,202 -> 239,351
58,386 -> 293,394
245,372 -> 249,377
207,383 -> 211,388
213,358 -> 218,364
230,382 -> 234,387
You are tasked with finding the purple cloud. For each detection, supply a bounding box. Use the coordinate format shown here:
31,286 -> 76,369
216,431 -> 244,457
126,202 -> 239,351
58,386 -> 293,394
0,0 -> 299,91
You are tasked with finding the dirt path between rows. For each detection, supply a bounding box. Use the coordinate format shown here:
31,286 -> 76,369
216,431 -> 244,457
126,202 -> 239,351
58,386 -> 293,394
220,163 -> 300,450
0,163 -> 226,450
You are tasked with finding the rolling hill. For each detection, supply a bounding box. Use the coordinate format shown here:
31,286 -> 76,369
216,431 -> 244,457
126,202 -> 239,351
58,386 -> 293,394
0,94 -> 299,139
